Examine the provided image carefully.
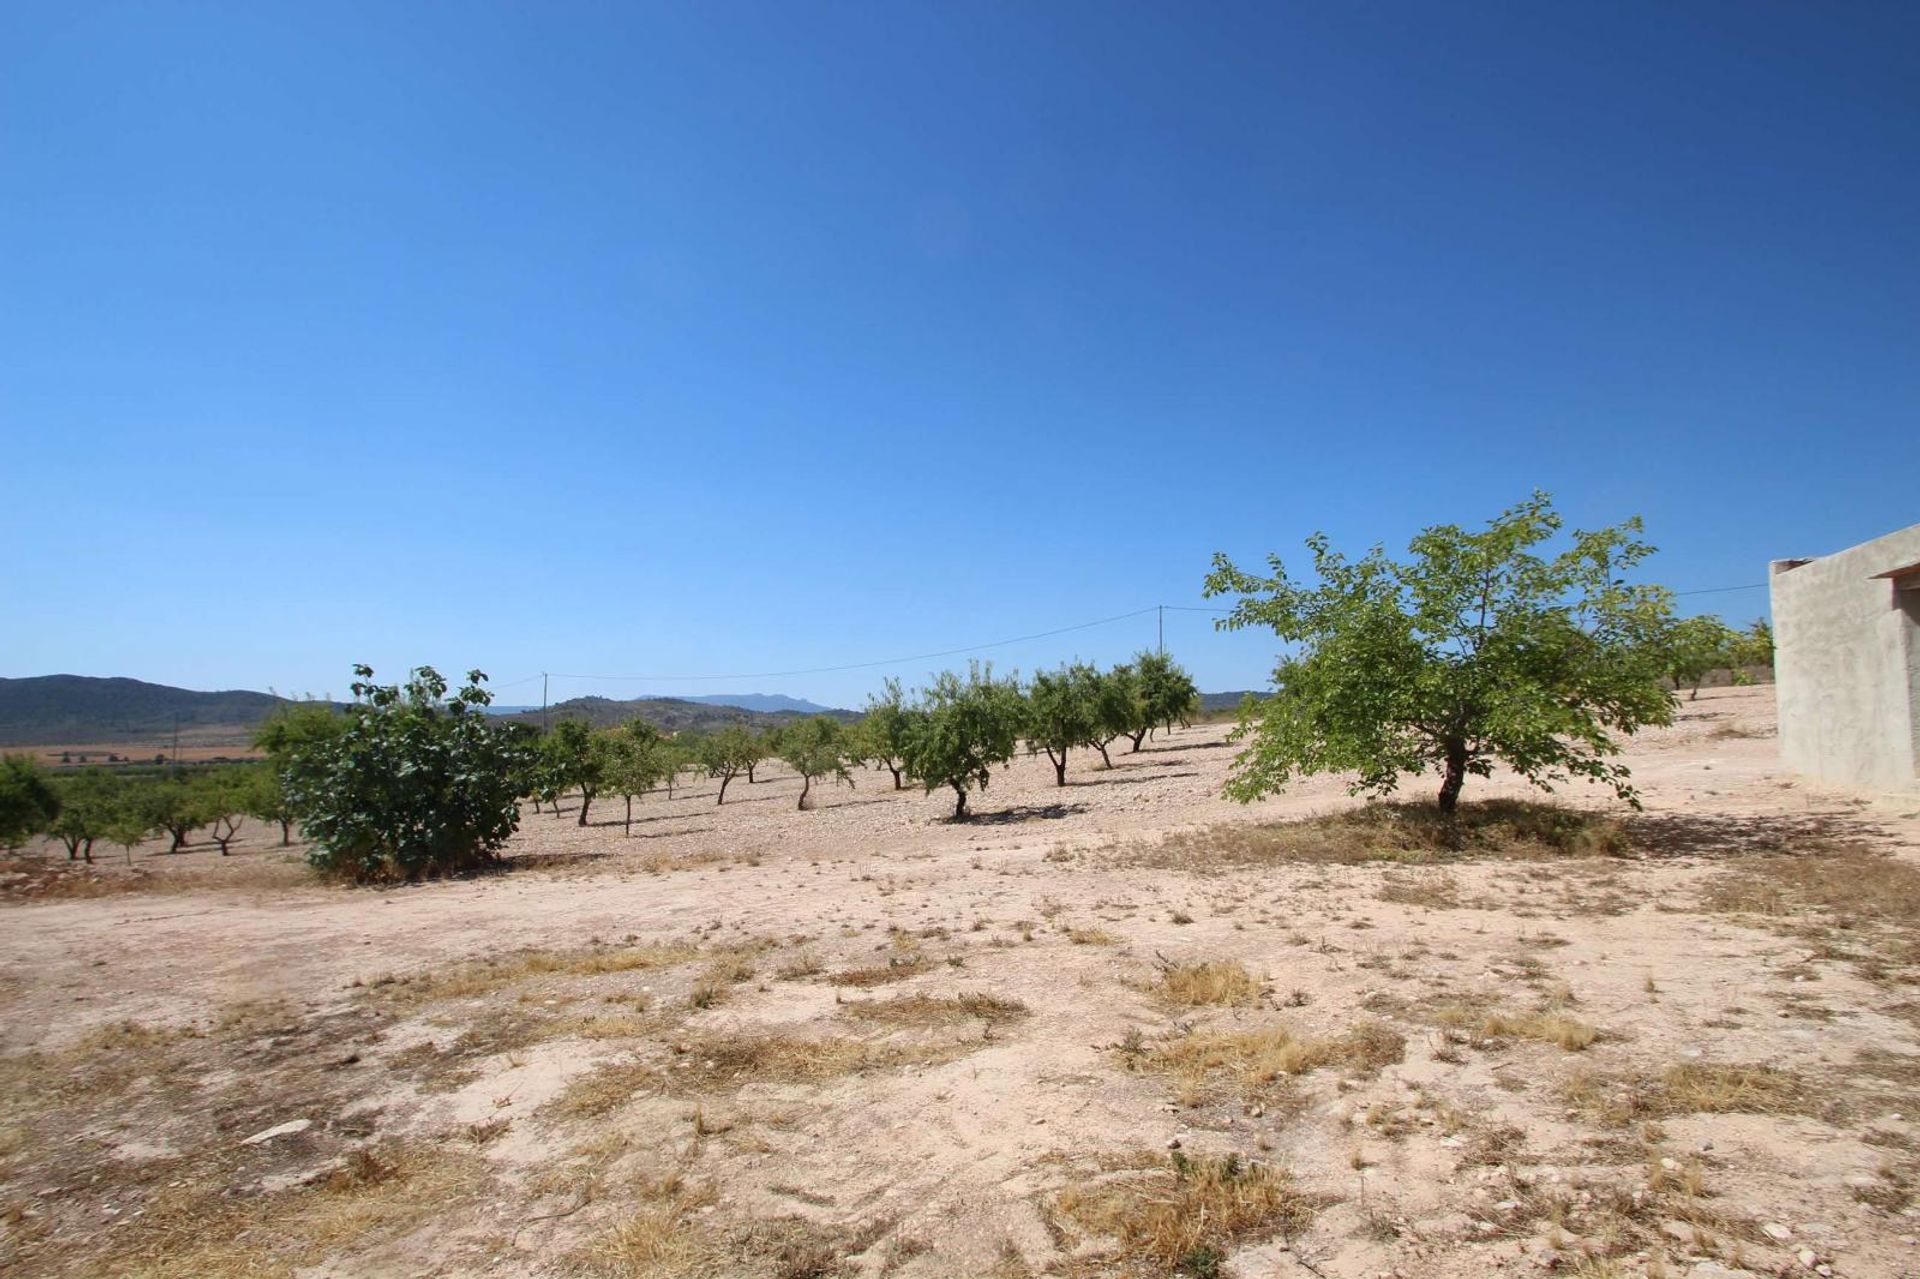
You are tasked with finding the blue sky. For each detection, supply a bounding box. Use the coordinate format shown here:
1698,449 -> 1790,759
3,2 -> 1915,709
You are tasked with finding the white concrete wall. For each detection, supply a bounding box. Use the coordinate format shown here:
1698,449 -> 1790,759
1770,523 -> 1920,792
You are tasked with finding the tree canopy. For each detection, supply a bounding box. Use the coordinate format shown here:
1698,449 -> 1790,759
902,663 -> 1025,820
0,755 -> 60,850
1025,662 -> 1102,786
1204,492 -> 1675,813
776,715 -> 854,811
281,666 -> 533,881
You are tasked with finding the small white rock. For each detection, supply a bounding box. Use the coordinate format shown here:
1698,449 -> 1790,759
239,1118 -> 311,1146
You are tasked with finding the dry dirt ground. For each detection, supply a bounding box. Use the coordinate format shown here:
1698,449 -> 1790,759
6,687 -> 1920,1279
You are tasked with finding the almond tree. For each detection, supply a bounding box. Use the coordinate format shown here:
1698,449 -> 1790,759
699,724 -> 760,805
777,716 -> 855,811
1124,650 -> 1201,751
1205,492 -> 1674,813
902,663 -> 1024,820
1025,663 -> 1102,786
858,678 -> 917,789
50,769 -> 122,862
603,721 -> 669,834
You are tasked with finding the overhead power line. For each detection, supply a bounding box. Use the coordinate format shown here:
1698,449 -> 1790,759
518,580 -> 1766,689
546,606 -> 1160,684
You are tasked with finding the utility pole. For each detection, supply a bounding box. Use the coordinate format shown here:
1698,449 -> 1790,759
542,673 -> 549,732
1158,605 -> 1164,656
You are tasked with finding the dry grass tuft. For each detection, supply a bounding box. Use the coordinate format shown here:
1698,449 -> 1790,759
1132,1021 -> 1403,1103
827,957 -> 932,988
1564,1061 -> 1811,1126
576,1177 -> 721,1278
1155,958 -> 1262,1007
100,1143 -> 486,1278
1052,1152 -> 1320,1273
839,992 -> 1030,1028
1377,871 -> 1463,909
1124,800 -> 1630,873
1478,1010 -> 1600,1052
548,1032 -> 967,1117
369,941 -> 705,1005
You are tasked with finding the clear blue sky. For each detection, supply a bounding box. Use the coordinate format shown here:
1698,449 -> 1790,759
3,2 -> 1915,708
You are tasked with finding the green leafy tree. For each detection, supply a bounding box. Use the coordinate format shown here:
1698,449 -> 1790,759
282,666 -> 534,882
603,721 -> 670,834
1025,662 -> 1102,786
192,768 -> 258,855
859,678 -> 918,790
104,793 -> 156,865
777,716 -> 855,811
698,724 -> 760,805
658,735 -> 691,800
742,728 -> 772,784
242,764 -> 300,845
1086,664 -> 1137,768
903,663 -> 1025,820
50,769 -> 123,862
142,775 -> 214,854
1204,492 -> 1675,814
1125,650 -> 1201,751
542,719 -> 606,826
1736,618 -> 1774,672
1659,615 -> 1739,700
253,702 -> 345,841
0,755 -> 60,850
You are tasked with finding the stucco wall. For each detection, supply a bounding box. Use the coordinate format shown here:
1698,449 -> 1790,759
1770,523 -> 1920,792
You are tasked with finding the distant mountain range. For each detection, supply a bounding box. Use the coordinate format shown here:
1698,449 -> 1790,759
0,675 -> 856,747
0,675 -> 311,747
0,673 -> 1258,748
491,695 -> 856,735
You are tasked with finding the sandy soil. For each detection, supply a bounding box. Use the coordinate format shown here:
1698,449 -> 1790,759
5,686 -> 1920,1278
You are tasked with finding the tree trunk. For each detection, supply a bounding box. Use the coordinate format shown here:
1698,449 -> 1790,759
1097,742 -> 1113,769
279,819 -> 293,846
82,838 -> 93,864
888,766 -> 902,791
1128,730 -> 1147,753
716,774 -> 732,805
797,775 -> 812,811
624,795 -> 633,835
951,784 -> 968,821
1047,747 -> 1066,787
1437,739 -> 1468,814
168,828 -> 187,853
578,791 -> 593,826
748,763 -> 758,783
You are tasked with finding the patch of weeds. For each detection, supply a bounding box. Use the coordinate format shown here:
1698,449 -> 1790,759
1050,1152 -> 1321,1275
827,958 -> 931,988
1127,1021 -> 1402,1110
1377,870 -> 1463,909
838,992 -> 1030,1028
1563,1061 -> 1813,1126
1120,800 -> 1630,873
1154,958 -> 1262,1007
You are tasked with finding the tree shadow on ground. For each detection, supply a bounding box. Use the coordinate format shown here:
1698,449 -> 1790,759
964,802 -> 1090,826
1069,771 -> 1201,788
1622,810 -> 1893,862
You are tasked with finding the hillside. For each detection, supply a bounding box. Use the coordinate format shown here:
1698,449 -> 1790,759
0,675 -> 299,747
495,695 -> 857,735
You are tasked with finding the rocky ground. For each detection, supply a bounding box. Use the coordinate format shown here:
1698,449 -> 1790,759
5,686 -> 1920,1279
